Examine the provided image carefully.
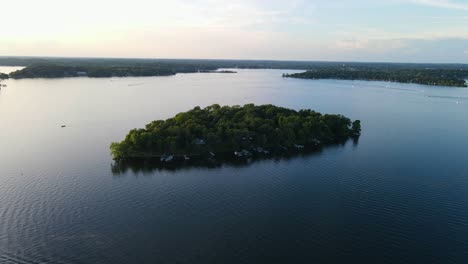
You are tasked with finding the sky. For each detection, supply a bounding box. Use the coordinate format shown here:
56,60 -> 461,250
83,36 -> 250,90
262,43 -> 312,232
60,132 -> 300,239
1,0 -> 468,63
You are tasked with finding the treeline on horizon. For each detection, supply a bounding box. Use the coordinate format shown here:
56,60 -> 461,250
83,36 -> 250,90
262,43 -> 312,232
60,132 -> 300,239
1,57 -> 467,85
1,56 -> 468,70
110,104 -> 361,160
7,64 -> 184,78
283,68 -> 468,87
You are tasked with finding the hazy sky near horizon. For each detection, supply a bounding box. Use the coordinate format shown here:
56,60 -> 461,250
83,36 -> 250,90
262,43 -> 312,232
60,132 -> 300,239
2,0 -> 468,63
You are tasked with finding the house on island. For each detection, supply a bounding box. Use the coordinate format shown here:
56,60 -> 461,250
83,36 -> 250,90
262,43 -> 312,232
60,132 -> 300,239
193,138 -> 206,145
76,71 -> 88,76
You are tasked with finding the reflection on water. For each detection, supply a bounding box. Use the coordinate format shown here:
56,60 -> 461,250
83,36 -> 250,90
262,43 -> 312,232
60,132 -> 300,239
111,139 -> 356,175
1,69 -> 468,263
425,94 -> 468,101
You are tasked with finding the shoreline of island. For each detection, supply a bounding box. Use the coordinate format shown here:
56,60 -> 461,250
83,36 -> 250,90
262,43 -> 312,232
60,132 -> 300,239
0,64 -> 239,79
283,69 -> 468,87
110,104 -> 361,165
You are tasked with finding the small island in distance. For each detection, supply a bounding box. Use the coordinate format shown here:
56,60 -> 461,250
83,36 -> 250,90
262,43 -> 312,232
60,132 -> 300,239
110,104 -> 361,163
283,67 -> 468,87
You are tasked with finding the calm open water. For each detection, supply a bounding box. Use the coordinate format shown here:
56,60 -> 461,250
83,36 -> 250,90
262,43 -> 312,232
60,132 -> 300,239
1,67 -> 468,263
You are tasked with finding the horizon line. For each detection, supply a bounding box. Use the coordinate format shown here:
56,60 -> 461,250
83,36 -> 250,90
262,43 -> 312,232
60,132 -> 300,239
1,55 -> 468,66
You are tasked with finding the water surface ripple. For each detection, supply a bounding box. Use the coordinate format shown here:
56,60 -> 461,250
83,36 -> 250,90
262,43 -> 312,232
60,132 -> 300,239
1,68 -> 468,263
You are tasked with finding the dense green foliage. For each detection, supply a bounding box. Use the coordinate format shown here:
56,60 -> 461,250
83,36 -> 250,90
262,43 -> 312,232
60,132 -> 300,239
110,104 -> 361,160
9,64 -> 183,78
284,68 -> 468,87
0,72 -> 8,79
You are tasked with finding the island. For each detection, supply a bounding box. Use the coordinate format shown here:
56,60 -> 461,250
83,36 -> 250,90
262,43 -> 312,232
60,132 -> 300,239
9,64 -> 180,78
283,68 -> 468,87
6,64 -> 239,79
283,66 -> 468,87
110,104 -> 361,162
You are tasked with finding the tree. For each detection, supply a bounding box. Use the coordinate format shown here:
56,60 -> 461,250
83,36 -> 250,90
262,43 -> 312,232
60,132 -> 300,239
110,104 -> 361,160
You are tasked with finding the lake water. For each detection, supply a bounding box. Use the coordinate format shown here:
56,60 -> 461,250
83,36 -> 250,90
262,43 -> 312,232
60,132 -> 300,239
1,67 -> 468,263
0,67 -> 24,74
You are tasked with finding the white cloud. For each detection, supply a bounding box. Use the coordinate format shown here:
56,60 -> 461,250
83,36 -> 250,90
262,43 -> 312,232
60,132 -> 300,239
327,37 -> 468,63
329,22 -> 468,44
332,38 -> 408,52
1,0 -> 468,63
411,0 -> 468,11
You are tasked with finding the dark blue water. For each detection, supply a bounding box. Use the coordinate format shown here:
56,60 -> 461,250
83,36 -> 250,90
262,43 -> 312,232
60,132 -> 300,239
1,68 -> 468,263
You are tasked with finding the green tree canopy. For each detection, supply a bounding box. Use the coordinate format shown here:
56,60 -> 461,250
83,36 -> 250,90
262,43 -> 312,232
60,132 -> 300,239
110,104 -> 361,160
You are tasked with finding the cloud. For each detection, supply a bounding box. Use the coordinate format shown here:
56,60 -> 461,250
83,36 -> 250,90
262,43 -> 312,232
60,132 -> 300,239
1,0 -> 468,63
411,0 -> 468,11
332,38 -> 408,52
327,37 -> 468,63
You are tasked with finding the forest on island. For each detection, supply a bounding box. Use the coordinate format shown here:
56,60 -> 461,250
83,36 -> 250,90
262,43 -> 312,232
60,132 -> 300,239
110,104 -> 361,160
283,68 -> 468,87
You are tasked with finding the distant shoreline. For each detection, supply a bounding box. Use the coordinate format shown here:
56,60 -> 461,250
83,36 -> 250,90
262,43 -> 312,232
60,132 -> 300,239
2,58 -> 467,87
283,69 -> 468,88
1,56 -> 468,67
